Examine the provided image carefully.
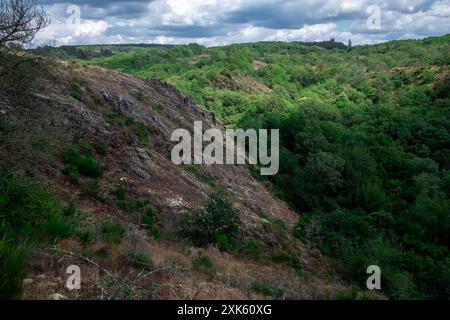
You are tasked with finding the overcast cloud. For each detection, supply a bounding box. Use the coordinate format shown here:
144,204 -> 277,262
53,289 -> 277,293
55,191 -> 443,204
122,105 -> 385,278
35,0 -> 450,46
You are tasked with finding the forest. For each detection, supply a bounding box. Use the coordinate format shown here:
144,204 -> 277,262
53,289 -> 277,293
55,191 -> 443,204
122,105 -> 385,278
46,35 -> 450,299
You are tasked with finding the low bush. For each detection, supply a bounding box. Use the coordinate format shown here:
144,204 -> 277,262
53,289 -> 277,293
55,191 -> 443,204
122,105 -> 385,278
133,123 -> 150,145
154,103 -> 165,111
0,241 -> 27,300
101,220 -> 126,245
0,168 -> 72,241
141,212 -> 160,239
42,216 -> 73,240
76,225 -> 97,246
63,148 -> 103,179
93,140 -> 108,156
251,281 -> 282,298
192,254 -> 214,271
272,251 -> 302,273
215,234 -> 231,252
0,167 -> 75,299
114,185 -> 127,201
181,191 -> 240,247
133,252 -> 153,271
239,241 -> 263,259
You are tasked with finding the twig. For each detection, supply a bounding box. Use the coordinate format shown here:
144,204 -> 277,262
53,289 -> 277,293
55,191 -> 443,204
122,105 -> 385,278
136,265 -> 181,280
52,246 -> 122,289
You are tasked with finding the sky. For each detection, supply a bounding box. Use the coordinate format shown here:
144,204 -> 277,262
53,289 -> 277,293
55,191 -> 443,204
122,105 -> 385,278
35,0 -> 450,47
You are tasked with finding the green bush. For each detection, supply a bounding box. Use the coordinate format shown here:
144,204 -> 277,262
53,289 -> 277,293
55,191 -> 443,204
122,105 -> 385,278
76,225 -> 96,246
63,203 -> 77,217
94,140 -> 108,156
181,191 -> 240,247
63,164 -> 80,183
70,83 -> 83,101
141,212 -> 160,239
0,241 -> 27,300
114,185 -> 127,201
272,251 -> 302,273
154,103 -> 165,111
215,234 -> 231,252
133,123 -> 150,145
192,254 -> 214,271
0,168 -> 77,299
42,216 -> 73,240
133,252 -> 153,271
63,148 -> 103,178
251,281 -> 282,298
101,220 -> 126,245
240,241 -> 263,258
0,168 -> 72,241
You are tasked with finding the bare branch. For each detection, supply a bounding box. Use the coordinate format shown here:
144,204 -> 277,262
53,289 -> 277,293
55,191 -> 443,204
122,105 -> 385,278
0,0 -> 50,48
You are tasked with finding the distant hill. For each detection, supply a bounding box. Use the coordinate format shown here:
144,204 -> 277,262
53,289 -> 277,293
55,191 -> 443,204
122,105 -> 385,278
57,34 -> 450,300
1,34 -> 449,300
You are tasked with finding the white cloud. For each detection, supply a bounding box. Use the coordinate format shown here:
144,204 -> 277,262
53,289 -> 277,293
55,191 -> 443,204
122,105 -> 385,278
35,0 -> 450,46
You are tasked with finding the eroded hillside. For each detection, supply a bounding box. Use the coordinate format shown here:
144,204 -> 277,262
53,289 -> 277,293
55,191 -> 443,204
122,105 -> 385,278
0,60 -> 361,300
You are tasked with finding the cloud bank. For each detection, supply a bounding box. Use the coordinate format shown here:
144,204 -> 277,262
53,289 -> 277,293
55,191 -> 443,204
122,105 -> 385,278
35,0 -> 450,46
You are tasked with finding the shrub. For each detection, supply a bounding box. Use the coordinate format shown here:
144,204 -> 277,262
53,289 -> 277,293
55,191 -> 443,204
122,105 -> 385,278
114,185 -> 127,201
106,112 -> 127,126
0,241 -> 27,300
101,220 -> 126,245
63,203 -> 77,217
42,216 -> 73,240
133,252 -> 153,271
154,103 -> 165,111
118,198 -> 150,213
215,234 -> 231,252
78,140 -> 94,156
192,254 -> 214,271
240,241 -> 263,259
133,123 -> 150,145
251,281 -> 282,298
94,140 -> 108,156
76,225 -> 96,247
63,164 -> 80,183
0,119 -> 13,132
63,148 -> 103,179
141,212 -> 160,239
148,228 -> 160,239
0,168 -> 69,240
70,83 -> 83,101
272,251 -> 302,273
181,191 -> 240,247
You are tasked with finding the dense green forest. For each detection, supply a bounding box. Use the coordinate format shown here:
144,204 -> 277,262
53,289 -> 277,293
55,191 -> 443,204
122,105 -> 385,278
56,35 -> 450,299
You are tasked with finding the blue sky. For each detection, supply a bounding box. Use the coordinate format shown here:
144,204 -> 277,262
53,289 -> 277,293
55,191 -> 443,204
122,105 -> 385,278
35,0 -> 450,46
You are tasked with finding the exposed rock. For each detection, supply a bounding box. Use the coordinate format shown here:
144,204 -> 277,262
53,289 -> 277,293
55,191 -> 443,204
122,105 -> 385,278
1,62 -> 342,300
137,148 -> 153,166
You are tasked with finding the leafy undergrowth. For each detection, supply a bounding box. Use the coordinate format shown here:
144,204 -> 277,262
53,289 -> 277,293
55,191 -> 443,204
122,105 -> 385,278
0,165 -> 77,299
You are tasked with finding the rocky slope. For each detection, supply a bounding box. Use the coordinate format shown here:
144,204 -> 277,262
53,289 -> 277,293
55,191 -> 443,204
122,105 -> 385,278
0,60 -> 353,300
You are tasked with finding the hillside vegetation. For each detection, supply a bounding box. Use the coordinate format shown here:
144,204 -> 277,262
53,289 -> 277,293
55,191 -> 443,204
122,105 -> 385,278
52,35 -> 450,299
1,54 -> 353,300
